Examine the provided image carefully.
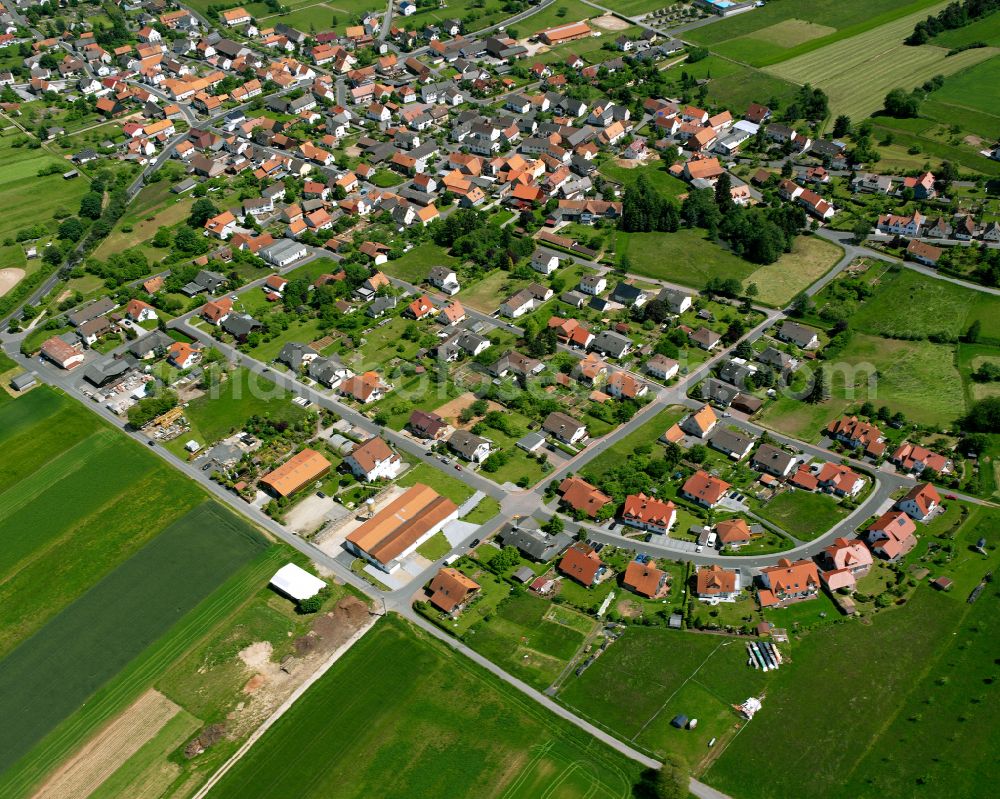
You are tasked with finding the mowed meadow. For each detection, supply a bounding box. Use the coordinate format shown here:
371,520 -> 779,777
0,387 -> 271,797
764,6 -> 998,121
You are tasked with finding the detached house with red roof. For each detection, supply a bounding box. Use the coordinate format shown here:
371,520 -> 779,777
758,558 -> 820,607
621,493 -> 676,534
822,537 -> 873,583
680,404 -> 718,439
865,510 -> 917,560
826,416 -> 886,459
623,559 -> 669,599
125,299 -> 157,323
896,482 -> 941,521
201,296 -> 233,325
890,442 -> 952,475
816,463 -> 865,498
696,564 -> 740,602
558,542 -> 605,587
558,476 -> 612,518
680,470 -> 731,509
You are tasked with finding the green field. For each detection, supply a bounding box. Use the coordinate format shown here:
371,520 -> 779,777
527,0 -> 595,35
0,502 -> 267,776
382,242 -> 460,285
206,614 -> 643,799
705,571 -> 999,797
688,0 -> 945,62
558,627 -> 771,769
178,367 -> 310,450
764,8 -> 999,121
830,332 -> 967,425
932,11 -> 1000,47
756,489 -> 850,541
744,235 -> 842,307
397,462 -> 475,505
598,161 -> 688,197
926,55 -> 1000,138
615,229 -> 758,289
582,406 -> 687,480
467,593 -> 595,690
821,267 -> 1000,343
0,133 -> 89,246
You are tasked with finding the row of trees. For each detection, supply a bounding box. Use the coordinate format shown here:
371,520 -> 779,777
906,0 -> 1000,44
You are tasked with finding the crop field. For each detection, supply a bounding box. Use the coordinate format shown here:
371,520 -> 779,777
0,389 -> 206,657
206,614 -> 642,799
558,627 -> 771,769
688,0 -> 944,59
765,8 -> 999,121
0,501 -> 268,783
743,235 -> 842,307
0,134 -> 89,245
466,593 -> 595,690
705,562 -> 1000,798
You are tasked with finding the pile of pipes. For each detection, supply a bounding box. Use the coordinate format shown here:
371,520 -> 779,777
746,640 -> 782,671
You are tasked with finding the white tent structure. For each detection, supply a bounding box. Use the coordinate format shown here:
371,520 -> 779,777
270,563 -> 326,601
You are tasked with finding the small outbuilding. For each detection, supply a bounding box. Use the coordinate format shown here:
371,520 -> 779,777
269,563 -> 326,601
10,372 -> 37,391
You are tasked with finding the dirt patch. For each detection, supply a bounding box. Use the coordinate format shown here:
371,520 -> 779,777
616,599 -> 644,619
431,391 -> 503,428
592,14 -> 630,32
964,134 -> 983,147
0,267 -> 25,297
31,690 -> 180,799
220,597 -> 373,742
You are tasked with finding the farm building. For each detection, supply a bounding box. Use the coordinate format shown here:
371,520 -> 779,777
259,448 -> 332,497
344,484 -> 458,572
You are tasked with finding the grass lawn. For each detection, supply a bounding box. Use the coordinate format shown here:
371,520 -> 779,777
205,613 -> 643,799
0,134 -> 89,246
582,405 -> 688,480
176,367 -> 309,451
398,462 -> 475,506
927,52 -> 1000,134
705,565 -> 1000,797
819,266 -> 1000,344
466,592 -> 595,691
829,332 -> 966,426
757,394 -> 850,442
615,229 -> 758,289
382,242 -> 460,285
559,627 -> 772,769
745,235 -> 842,307
462,495 -> 501,524
416,531 -> 451,560
598,160 -> 688,197
526,0 -> 595,35
461,269 -> 532,314
756,490 -> 850,541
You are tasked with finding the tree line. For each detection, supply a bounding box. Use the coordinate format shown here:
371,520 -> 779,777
906,0 -> 1000,44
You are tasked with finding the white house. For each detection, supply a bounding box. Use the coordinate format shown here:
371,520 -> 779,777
344,437 -> 403,482
531,251 -> 561,276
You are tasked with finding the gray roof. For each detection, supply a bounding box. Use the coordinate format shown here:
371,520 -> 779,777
752,443 -> 796,474
590,330 -> 632,358
448,429 -> 490,459
778,321 -> 818,348
128,329 -> 174,357
277,342 -> 318,370
10,372 -> 37,390
707,427 -> 755,456
498,521 -> 572,562
67,297 -> 116,327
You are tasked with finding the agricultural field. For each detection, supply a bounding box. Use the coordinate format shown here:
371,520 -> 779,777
925,55 -> 1000,137
526,0 -> 595,36
764,8 -> 999,121
0,386 -> 293,798
687,0 -> 944,62
558,626 -> 772,769
205,614 -> 644,799
705,554 -> 1000,798
932,10 -> 1000,47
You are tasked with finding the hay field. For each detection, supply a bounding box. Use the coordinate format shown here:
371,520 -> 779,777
766,9 -> 999,120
